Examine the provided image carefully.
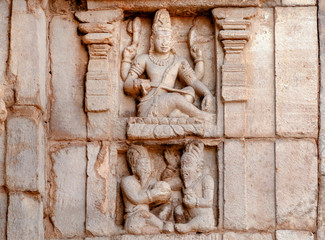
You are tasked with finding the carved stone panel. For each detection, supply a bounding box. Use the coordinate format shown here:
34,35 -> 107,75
0,0 -> 321,239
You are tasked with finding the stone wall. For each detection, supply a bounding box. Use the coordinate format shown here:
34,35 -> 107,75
0,0 -> 323,239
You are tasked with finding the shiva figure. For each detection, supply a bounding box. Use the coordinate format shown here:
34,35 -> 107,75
121,9 -> 213,121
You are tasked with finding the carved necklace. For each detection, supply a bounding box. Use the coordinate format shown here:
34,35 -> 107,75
149,52 -> 174,66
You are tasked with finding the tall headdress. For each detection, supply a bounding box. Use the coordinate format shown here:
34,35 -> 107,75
181,141 -> 204,171
152,9 -> 172,34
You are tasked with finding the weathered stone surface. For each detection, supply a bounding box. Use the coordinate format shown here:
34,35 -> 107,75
79,23 -> 115,33
0,132 -> 5,186
282,0 -> 316,6
276,140 -> 318,230
245,8 -> 275,137
245,140 -> 275,229
50,15 -> 87,140
276,230 -> 314,240
75,9 -> 123,23
259,0 -> 280,7
0,188 -> 7,240
6,106 -> 45,193
87,112 -> 111,140
224,102 -> 246,137
0,0 -> 9,85
111,233 -> 221,240
86,143 -> 118,236
319,0 -> 325,175
87,0 -> 259,11
7,192 -> 43,240
224,140 -> 246,229
318,176 -> 325,239
224,140 -> 275,230
275,7 -> 318,137
86,95 -> 110,112
9,0 -> 47,109
223,232 -> 272,240
51,145 -> 86,237
82,33 -> 113,44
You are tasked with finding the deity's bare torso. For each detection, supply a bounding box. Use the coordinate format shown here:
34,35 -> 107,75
121,9 -> 214,121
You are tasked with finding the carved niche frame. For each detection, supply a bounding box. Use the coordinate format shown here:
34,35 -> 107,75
74,0 -> 256,237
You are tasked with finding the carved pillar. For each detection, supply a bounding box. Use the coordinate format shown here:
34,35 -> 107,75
212,8 -> 256,137
75,9 -> 123,139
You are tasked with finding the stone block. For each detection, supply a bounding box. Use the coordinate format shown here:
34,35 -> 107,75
224,140 -> 275,230
245,140 -> 275,229
86,80 -> 110,95
82,33 -> 113,44
50,145 -> 86,237
276,230 -> 314,240
87,0 -> 259,11
224,140 -> 246,229
7,192 -> 43,240
282,0 -> 316,5
86,143 -> 117,236
224,102 -> 245,137
245,8 -> 275,137
318,176 -> 325,239
319,0 -> 325,175
0,132 -> 5,186
86,95 -> 110,112
87,112 -> 111,140
111,233 -> 221,240
223,232 -> 273,240
9,0 -> 47,109
6,106 -> 45,193
50,15 -> 87,140
0,188 -> 7,240
275,7 -> 318,137
276,140 -> 318,230
0,0 -> 9,85
79,23 -> 115,33
75,9 -> 123,23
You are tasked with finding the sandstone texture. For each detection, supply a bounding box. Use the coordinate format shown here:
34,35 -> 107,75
0,0 -> 323,239
50,145 -> 86,237
6,107 -> 45,193
7,192 -> 43,240
0,0 -> 9,85
276,230 -> 314,240
224,140 -> 275,230
49,15 -> 88,140
9,0 -> 47,110
275,7 -> 318,137
0,188 -> 7,240
276,140 -> 318,230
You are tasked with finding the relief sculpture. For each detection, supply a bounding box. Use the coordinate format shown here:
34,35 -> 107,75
122,9 -> 217,140
121,9 -> 213,121
121,141 -> 216,235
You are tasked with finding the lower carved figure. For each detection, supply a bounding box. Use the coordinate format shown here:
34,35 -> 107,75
121,145 -> 174,235
175,141 -> 216,233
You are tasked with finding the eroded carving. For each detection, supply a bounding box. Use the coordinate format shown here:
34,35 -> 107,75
175,141 -> 215,233
121,9 -> 214,122
121,145 -> 174,235
121,142 -> 216,235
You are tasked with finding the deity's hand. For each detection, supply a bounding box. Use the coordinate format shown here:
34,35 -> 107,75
190,46 -> 203,61
150,181 -> 171,203
202,94 -> 213,112
183,193 -> 196,209
140,79 -> 151,95
164,149 -> 180,168
122,45 -> 137,61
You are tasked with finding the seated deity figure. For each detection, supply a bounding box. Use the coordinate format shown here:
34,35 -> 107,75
121,9 -> 214,121
175,141 -> 215,233
121,145 -> 174,235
